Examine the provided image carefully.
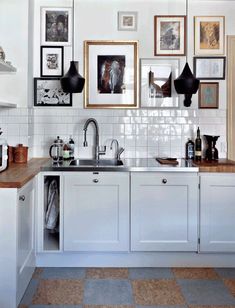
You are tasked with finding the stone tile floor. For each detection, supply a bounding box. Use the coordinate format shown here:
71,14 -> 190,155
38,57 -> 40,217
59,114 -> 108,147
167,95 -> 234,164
19,267 -> 235,308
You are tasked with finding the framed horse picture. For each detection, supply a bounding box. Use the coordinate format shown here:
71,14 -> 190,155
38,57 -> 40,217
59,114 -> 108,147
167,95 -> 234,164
84,40 -> 138,108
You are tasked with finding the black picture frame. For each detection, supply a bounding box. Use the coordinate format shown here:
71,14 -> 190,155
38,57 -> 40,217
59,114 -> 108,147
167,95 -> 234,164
40,46 -> 64,77
34,77 -> 72,107
193,57 -> 226,80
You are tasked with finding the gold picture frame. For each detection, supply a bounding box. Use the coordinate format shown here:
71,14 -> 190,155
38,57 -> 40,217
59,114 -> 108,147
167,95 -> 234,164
194,16 -> 225,55
84,40 -> 138,109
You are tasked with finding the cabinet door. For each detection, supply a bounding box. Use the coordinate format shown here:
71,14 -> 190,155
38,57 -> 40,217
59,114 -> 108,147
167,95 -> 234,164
64,172 -> 129,251
17,179 -> 35,304
200,175 -> 235,252
131,173 -> 198,251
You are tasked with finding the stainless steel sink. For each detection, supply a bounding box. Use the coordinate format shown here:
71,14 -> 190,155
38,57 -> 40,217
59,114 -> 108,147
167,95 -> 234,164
69,159 -> 124,167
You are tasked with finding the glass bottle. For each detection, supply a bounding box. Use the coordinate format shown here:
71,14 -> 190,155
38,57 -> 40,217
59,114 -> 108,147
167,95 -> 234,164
195,127 -> 202,161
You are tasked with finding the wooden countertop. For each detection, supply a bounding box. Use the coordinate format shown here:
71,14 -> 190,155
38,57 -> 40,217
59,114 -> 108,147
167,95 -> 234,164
0,158 -> 49,188
193,159 -> 235,172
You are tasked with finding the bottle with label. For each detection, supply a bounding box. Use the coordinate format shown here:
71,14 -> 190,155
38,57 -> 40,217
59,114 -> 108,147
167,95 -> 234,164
69,135 -> 75,159
63,143 -> 70,160
186,139 -> 195,160
195,127 -> 202,161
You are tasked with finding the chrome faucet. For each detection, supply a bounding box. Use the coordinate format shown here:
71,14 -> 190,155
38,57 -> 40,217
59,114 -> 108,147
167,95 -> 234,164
110,139 -> 125,160
83,118 -> 106,160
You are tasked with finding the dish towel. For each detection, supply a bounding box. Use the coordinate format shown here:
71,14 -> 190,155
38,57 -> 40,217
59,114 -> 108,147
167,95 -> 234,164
45,179 -> 59,231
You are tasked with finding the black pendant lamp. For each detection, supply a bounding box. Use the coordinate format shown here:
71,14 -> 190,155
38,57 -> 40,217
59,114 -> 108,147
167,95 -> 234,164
174,63 -> 199,107
61,0 -> 85,93
174,0 -> 199,107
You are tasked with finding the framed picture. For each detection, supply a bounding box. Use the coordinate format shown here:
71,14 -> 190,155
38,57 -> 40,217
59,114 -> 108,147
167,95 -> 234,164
199,82 -> 219,109
154,15 -> 186,56
140,58 -> 181,108
84,40 -> 138,108
194,57 -> 226,80
118,11 -> 138,31
40,46 -> 64,77
194,16 -> 225,55
34,78 -> 72,107
41,7 -> 72,46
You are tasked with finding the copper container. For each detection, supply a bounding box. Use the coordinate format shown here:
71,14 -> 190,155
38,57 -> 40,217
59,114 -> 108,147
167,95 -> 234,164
14,144 -> 28,163
8,146 -> 14,164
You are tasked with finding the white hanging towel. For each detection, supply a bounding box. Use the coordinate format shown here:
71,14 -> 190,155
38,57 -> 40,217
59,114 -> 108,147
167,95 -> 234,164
45,179 -> 59,230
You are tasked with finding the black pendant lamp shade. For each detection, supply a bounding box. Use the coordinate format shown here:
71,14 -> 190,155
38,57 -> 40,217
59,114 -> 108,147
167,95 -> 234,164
61,61 -> 85,93
174,63 -> 199,107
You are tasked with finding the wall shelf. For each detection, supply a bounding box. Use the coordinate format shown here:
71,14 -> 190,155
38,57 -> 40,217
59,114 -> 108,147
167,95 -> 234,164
0,101 -> 17,108
0,59 -> 16,72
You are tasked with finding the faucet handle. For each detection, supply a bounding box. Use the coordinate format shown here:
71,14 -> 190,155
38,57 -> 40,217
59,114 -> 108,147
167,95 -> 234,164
117,147 -> 124,160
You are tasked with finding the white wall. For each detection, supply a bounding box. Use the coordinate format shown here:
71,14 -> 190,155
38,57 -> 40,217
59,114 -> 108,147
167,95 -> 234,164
29,0 -> 232,159
0,0 -> 29,107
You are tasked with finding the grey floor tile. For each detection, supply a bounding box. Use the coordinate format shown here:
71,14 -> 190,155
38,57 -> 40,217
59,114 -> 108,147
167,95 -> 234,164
41,267 -> 86,279
20,279 -> 39,305
215,268 -> 235,278
29,305 -> 82,308
129,267 -> 173,279
178,279 -> 235,305
84,279 -> 133,305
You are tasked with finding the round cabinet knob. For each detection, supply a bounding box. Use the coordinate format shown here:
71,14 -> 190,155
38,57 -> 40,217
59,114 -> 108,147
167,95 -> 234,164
19,195 -> 25,201
162,179 -> 167,184
93,179 -> 99,183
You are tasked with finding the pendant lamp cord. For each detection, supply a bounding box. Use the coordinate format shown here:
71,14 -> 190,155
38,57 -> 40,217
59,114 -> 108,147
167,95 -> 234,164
186,0 -> 188,62
72,0 -> 75,60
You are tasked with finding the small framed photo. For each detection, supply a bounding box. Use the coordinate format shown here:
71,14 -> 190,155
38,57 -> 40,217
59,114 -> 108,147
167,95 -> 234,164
154,15 -> 186,56
194,57 -> 226,80
40,46 -> 64,77
194,16 -> 225,55
34,78 -> 72,107
41,7 -> 72,46
118,11 -> 138,31
84,40 -> 138,109
199,82 -> 219,109
140,58 -> 181,108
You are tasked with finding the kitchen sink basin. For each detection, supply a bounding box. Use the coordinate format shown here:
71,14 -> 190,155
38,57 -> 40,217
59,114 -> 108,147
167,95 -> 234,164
69,159 -> 124,167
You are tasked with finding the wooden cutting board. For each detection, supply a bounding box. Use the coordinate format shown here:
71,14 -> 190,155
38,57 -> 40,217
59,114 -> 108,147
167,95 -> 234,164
156,158 -> 179,165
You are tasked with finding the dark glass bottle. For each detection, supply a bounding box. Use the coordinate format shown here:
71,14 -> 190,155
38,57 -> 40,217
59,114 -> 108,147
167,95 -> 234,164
195,127 -> 202,161
186,139 -> 195,160
69,135 -> 75,159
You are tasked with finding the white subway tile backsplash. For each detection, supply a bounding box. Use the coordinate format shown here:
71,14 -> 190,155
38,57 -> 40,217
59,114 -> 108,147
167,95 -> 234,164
0,107 -> 227,159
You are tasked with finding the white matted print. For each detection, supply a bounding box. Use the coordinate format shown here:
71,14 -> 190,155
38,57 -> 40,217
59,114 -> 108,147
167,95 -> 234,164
84,40 -> 138,108
194,16 -> 225,55
154,16 -> 186,56
118,11 -> 138,31
41,46 -> 64,77
194,57 -> 225,80
140,58 -> 180,108
34,78 -> 72,107
41,7 -> 72,46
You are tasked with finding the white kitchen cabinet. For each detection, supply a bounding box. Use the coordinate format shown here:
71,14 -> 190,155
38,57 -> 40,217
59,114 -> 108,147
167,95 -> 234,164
200,174 -> 235,252
17,179 -> 35,304
63,172 -> 129,252
0,178 -> 36,308
131,172 -> 198,251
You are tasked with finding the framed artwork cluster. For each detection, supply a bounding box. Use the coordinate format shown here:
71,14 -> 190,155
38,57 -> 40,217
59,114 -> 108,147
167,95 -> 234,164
34,7 -> 73,107
193,16 -> 225,109
152,14 -> 226,109
34,7 -> 226,110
